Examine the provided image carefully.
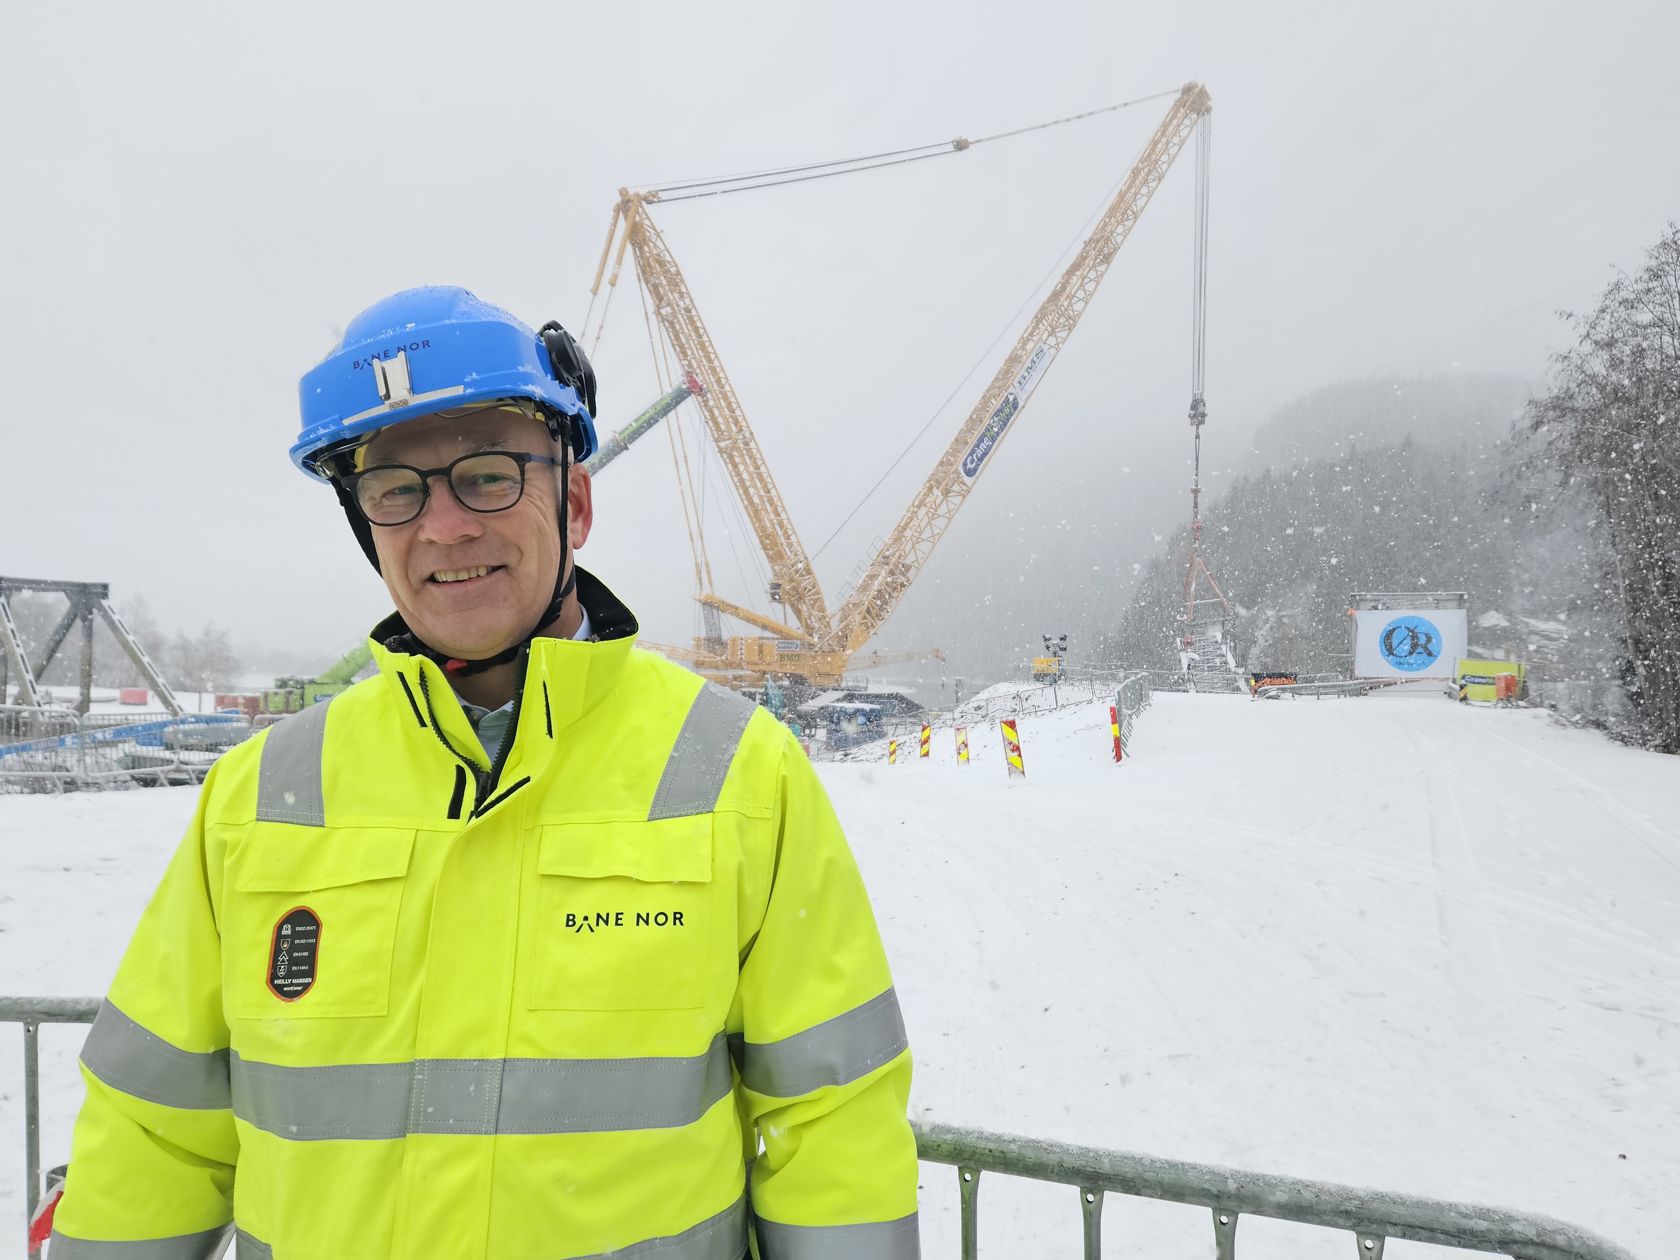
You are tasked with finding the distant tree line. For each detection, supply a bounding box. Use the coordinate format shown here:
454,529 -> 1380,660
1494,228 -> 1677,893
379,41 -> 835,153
2,591 -> 244,705
1097,437 -> 1617,679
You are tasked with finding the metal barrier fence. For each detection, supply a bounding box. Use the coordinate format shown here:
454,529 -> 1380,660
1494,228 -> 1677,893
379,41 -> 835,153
1115,672 -> 1153,753
955,678 -> 1111,727
3,996 -> 1640,1260
916,1123 -> 1640,1260
0,707 -> 251,794
1,996 -> 95,1250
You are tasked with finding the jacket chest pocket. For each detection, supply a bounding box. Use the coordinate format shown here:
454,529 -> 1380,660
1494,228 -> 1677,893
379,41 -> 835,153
229,827 -> 416,1019
528,819 -> 717,1011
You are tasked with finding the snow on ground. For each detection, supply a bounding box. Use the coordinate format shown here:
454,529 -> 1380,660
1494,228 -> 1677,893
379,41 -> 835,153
2,688 -> 1676,1257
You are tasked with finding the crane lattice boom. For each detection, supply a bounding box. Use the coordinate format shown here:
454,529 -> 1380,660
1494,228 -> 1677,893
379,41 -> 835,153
605,194 -> 832,640
831,82 -> 1212,654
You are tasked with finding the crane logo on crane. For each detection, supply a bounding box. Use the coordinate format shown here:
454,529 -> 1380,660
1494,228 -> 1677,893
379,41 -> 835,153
962,345 -> 1057,480
963,393 -> 1020,479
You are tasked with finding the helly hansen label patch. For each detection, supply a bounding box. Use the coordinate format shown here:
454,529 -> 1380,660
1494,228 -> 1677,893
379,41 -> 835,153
269,907 -> 321,1001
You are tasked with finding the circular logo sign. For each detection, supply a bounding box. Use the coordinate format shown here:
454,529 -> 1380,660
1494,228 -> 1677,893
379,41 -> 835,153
1379,615 -> 1441,672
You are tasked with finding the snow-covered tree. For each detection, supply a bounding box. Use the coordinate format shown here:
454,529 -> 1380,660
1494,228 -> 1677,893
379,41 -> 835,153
1527,224 -> 1680,752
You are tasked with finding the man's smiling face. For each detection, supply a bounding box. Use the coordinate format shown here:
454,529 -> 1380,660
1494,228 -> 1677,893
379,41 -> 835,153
361,404 -> 592,660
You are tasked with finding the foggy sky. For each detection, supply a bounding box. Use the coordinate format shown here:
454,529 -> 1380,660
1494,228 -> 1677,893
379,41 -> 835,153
3,0 -> 1677,674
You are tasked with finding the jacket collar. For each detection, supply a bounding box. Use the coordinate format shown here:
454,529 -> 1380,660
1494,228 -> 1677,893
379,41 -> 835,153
366,567 -> 640,767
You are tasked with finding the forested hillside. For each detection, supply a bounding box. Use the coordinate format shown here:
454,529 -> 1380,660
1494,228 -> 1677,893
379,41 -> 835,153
1099,386 -> 1621,693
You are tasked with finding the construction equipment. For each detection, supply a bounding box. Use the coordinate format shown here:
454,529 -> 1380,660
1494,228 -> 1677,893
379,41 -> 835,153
584,375 -> 701,476
1033,633 -> 1068,682
594,83 -> 1214,688
1030,657 -> 1064,683
1174,108 -> 1244,692
263,641 -> 373,715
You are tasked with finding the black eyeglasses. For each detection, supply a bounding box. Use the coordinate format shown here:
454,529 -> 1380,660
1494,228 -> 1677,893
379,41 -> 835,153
342,451 -> 562,526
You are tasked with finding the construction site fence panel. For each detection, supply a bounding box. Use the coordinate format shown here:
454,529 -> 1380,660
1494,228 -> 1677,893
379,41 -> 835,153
0,706 -> 252,795
1115,673 -> 1153,751
2,998 -> 1639,1260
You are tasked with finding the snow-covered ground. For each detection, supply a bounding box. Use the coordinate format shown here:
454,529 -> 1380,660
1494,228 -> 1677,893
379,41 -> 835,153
2,687 -> 1675,1257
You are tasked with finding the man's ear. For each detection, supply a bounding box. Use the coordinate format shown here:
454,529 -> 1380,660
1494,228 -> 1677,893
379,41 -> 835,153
565,464 -> 594,551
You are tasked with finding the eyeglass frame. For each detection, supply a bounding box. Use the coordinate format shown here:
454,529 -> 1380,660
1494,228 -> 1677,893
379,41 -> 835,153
339,450 -> 565,527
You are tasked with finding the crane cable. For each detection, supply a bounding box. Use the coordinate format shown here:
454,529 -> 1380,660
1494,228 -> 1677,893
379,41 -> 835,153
635,271 -> 693,572
1190,112 -> 1211,408
796,150 -> 1144,570
639,87 -> 1182,203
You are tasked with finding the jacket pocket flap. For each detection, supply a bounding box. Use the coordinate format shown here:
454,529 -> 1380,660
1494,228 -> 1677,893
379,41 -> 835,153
236,827 -> 417,892
538,818 -> 713,883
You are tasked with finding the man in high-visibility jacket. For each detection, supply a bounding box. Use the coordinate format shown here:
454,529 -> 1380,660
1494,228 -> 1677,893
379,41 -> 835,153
51,288 -> 920,1259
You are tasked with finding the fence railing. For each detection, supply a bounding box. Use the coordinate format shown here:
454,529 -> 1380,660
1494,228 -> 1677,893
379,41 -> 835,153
0,707 -> 250,794
915,1122 -> 1640,1260
2,996 -> 96,1250
1115,672 -> 1153,753
953,678 -> 1112,727
4,997 -> 1641,1260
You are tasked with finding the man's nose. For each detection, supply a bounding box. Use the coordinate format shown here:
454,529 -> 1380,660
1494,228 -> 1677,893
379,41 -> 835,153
415,473 -> 484,542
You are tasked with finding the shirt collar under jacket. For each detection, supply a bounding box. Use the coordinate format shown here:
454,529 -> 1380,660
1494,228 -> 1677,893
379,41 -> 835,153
365,567 -> 640,773
461,607 -> 593,764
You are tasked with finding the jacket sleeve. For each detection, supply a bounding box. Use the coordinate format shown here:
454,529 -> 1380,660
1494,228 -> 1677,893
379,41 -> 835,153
50,767 -> 239,1259
730,732 -> 920,1260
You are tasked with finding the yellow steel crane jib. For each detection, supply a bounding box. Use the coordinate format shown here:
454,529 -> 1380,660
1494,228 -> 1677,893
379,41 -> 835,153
832,83 -> 1212,654
595,84 -> 1211,680
596,193 -> 834,643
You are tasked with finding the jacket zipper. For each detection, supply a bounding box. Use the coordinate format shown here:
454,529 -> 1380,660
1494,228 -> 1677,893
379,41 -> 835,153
415,652 -> 531,818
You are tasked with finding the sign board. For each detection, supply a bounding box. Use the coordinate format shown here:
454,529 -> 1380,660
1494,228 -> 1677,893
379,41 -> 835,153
1455,658 -> 1526,703
961,344 -> 1056,480
1353,608 -> 1467,679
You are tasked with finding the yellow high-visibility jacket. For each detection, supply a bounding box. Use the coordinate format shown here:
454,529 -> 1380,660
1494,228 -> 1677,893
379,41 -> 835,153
52,571 -> 919,1260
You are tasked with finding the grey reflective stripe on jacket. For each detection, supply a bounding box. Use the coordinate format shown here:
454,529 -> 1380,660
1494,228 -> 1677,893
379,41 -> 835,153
649,682 -> 758,820
79,1001 -> 231,1111
592,1197 -> 745,1260
234,1199 -> 747,1260
230,1034 -> 734,1141
254,698 -> 333,826
733,989 -> 909,1098
755,1213 -> 921,1260
47,1225 -> 233,1260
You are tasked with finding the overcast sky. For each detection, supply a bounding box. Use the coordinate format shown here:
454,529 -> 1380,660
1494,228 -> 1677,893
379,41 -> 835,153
3,0 -> 1677,673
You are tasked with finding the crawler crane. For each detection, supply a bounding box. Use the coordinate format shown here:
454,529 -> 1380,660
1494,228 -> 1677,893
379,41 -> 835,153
592,84 -> 1213,688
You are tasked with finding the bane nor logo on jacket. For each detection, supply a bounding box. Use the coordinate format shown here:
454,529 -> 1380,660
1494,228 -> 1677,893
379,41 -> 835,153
566,910 -> 687,934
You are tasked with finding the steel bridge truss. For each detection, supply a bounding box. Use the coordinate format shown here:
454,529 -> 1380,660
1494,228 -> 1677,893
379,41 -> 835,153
0,577 -> 181,717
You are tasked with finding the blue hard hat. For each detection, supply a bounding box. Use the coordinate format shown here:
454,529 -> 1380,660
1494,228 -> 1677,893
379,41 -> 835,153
292,286 -> 598,481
